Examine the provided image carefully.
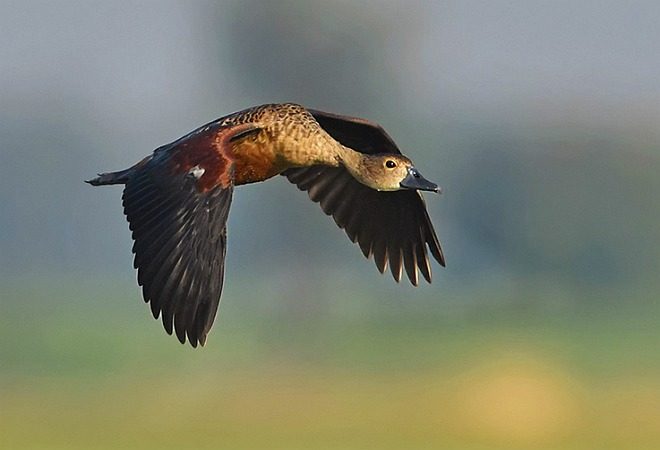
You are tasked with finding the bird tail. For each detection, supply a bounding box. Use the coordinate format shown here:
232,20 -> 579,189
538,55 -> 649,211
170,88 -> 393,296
85,156 -> 151,186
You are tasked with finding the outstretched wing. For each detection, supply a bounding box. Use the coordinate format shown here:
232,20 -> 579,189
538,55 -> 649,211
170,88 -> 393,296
307,109 -> 401,154
283,110 -> 444,285
122,122 -> 259,347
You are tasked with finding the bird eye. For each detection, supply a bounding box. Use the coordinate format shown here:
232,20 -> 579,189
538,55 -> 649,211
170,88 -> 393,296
385,160 -> 396,169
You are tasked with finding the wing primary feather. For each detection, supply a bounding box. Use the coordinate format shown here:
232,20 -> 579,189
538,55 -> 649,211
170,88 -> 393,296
183,274 -> 204,348
373,239 -> 388,274
150,254 -> 190,336
403,242 -> 419,286
425,221 -> 445,267
357,222 -> 374,259
417,226 -> 432,283
174,272 -> 198,344
389,247 -> 403,282
145,233 -> 190,310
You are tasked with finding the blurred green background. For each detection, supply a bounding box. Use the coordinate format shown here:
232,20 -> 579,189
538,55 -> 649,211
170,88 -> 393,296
1,1 -> 659,449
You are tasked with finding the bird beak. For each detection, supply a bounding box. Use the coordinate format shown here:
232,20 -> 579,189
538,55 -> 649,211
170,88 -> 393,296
400,167 -> 441,193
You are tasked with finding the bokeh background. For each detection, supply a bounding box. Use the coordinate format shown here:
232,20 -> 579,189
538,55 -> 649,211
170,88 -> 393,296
2,1 -> 659,449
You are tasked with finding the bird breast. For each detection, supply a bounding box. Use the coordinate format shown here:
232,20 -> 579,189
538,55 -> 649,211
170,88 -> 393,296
231,124 -> 340,186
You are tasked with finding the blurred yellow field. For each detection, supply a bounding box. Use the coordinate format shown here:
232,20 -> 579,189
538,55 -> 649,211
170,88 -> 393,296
2,281 -> 658,450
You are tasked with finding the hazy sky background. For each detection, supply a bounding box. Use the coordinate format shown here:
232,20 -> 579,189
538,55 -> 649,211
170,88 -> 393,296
1,0 -> 658,292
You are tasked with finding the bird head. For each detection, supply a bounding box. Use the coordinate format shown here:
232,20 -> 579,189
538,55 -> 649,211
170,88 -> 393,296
355,154 -> 440,193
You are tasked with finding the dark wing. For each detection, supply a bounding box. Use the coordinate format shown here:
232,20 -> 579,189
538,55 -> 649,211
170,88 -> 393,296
307,109 -> 401,154
283,110 -> 444,285
122,122 -> 259,347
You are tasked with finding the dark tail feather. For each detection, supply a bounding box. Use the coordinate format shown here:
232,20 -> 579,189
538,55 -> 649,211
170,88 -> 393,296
86,156 -> 151,186
85,168 -> 133,186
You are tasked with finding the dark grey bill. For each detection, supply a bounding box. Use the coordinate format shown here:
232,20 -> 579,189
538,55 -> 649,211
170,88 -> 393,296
400,167 -> 440,193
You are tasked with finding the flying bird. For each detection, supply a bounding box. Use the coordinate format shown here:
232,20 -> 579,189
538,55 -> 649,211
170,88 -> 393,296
87,103 -> 444,347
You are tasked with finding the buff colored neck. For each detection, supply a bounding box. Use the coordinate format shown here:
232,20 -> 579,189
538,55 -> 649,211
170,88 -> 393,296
335,144 -> 381,190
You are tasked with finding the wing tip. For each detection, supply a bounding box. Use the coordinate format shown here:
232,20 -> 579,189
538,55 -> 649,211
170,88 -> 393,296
436,249 -> 446,267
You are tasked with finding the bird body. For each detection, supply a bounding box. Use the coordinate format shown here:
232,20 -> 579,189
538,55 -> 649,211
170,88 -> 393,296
229,104 -> 343,185
88,103 -> 444,347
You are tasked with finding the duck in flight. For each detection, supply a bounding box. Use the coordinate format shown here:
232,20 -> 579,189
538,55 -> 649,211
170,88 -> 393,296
87,103 -> 445,347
